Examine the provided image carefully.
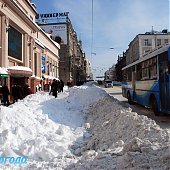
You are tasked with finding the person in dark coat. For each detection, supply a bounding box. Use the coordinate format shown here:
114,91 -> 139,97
53,80 -> 58,98
1,85 -> 10,106
17,85 -> 24,99
49,79 -> 55,95
60,79 -> 64,92
49,79 -> 58,98
12,85 -> 18,103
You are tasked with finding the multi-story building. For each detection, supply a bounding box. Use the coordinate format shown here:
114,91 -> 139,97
115,53 -> 126,81
104,65 -> 116,81
126,29 -> 170,65
84,58 -> 93,81
0,0 -> 60,96
37,14 -> 87,85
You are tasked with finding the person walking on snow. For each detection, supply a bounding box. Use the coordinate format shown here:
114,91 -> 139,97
1,85 -> 10,106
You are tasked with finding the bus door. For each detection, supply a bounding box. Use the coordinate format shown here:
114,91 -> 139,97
159,61 -> 170,111
132,66 -> 136,100
132,71 -> 136,90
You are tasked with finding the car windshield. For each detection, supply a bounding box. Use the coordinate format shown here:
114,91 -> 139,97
106,81 -> 112,84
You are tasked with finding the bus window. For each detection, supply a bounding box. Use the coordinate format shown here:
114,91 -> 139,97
137,63 -> 142,80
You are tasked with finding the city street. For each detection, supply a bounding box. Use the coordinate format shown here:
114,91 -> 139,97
103,85 -> 170,129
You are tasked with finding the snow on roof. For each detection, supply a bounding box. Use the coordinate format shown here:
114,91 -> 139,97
7,66 -> 32,72
36,26 -> 60,49
0,67 -> 8,74
31,75 -> 42,80
35,38 -> 45,48
43,74 -> 59,80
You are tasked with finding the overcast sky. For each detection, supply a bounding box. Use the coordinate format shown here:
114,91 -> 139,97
33,0 -> 169,77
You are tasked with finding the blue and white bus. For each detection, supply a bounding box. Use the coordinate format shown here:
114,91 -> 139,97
122,45 -> 170,115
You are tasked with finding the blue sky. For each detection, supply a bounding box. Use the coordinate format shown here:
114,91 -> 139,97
32,0 -> 169,77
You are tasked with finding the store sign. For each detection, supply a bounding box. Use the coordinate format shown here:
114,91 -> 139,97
42,56 -> 46,73
0,74 -> 8,78
36,12 -> 69,19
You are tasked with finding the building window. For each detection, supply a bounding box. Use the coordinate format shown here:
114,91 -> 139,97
164,39 -> 168,45
144,49 -> 150,54
8,26 -> 22,61
47,62 -> 49,75
157,39 -> 161,46
144,39 -> 149,46
34,53 -> 37,76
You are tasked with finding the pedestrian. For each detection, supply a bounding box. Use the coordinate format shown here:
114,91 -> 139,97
17,85 -> 24,99
49,79 -> 55,95
12,85 -> 18,103
23,84 -> 32,97
53,80 -> 58,98
38,83 -> 42,91
49,79 -> 58,98
1,85 -> 10,106
67,81 -> 71,88
26,86 -> 32,95
60,79 -> 64,92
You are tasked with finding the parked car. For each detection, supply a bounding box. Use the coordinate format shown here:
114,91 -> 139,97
104,80 -> 113,88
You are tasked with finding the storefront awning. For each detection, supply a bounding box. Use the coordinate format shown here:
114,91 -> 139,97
7,66 -> 32,77
42,74 -> 59,80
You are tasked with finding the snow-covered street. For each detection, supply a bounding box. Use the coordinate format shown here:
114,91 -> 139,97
0,82 -> 170,170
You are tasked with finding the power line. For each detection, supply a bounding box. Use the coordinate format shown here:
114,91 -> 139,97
91,0 -> 94,59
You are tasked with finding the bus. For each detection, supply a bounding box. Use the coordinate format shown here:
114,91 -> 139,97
122,45 -> 170,115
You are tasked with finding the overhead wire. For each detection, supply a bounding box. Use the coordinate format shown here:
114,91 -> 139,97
91,0 -> 94,59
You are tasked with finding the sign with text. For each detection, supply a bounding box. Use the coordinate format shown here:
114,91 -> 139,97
42,56 -> 46,73
36,12 -> 69,19
40,24 -> 67,44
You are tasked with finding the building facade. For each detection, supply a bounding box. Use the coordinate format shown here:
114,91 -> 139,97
84,58 -> 93,81
126,30 -> 170,65
37,15 -> 87,85
104,65 -> 116,81
0,0 -> 60,98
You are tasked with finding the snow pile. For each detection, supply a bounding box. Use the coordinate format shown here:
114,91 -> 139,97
0,83 -> 169,169
68,96 -> 170,170
0,84 -> 107,169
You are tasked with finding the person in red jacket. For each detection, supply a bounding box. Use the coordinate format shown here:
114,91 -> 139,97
26,86 -> 32,95
23,84 -> 32,97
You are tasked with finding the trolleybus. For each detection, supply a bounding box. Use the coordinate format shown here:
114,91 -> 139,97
122,45 -> 170,115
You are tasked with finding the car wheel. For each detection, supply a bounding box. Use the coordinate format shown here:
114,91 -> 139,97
151,97 -> 159,116
127,92 -> 134,105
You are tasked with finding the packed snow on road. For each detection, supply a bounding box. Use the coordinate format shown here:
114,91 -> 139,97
0,82 -> 169,170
